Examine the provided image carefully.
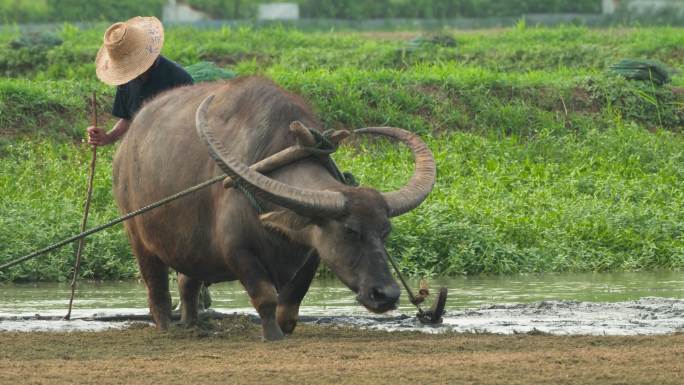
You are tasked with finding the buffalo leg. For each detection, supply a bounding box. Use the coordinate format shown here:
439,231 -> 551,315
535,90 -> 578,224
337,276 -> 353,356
137,255 -> 172,331
177,273 -> 202,326
235,251 -> 284,341
277,252 -> 320,334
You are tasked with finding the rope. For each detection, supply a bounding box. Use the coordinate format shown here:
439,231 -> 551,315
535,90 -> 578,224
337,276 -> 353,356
234,182 -> 263,214
308,129 -> 358,186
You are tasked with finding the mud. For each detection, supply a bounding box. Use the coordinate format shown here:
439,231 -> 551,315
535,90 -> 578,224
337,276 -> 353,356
0,319 -> 682,385
305,297 -> 684,335
2,297 -> 682,336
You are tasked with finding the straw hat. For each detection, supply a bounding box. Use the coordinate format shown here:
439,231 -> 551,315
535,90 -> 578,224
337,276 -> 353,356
95,16 -> 164,86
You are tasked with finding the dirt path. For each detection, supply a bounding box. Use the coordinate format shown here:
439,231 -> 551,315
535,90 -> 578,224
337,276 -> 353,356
0,317 -> 682,385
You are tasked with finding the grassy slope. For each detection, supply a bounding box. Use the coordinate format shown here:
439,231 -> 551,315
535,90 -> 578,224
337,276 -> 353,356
0,25 -> 683,281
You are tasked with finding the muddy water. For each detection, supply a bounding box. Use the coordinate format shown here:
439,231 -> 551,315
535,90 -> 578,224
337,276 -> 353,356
1,271 -> 683,335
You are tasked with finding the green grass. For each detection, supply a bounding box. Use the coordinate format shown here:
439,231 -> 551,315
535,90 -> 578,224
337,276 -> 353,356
340,125 -> 684,275
2,25 -> 684,79
0,140 -> 135,281
2,62 -> 679,140
1,25 -> 683,281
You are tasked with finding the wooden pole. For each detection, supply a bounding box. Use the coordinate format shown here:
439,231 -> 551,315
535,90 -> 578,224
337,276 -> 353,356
64,92 -> 98,320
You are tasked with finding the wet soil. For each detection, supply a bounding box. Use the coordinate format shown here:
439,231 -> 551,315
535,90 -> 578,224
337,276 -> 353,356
3,297 -> 682,335
0,316 -> 682,385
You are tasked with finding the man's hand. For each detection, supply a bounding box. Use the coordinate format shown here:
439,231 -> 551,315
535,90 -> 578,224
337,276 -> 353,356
87,119 -> 130,146
87,126 -> 111,146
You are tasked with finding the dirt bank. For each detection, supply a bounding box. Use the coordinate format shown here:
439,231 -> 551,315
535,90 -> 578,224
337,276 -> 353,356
0,317 -> 682,385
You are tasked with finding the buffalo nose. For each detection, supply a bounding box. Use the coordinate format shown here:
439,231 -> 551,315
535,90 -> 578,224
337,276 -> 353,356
369,284 -> 401,305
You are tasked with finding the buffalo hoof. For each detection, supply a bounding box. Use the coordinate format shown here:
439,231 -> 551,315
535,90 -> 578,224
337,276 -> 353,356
279,319 -> 297,335
276,305 -> 299,335
155,320 -> 170,332
262,319 -> 285,341
262,327 -> 285,341
262,329 -> 285,341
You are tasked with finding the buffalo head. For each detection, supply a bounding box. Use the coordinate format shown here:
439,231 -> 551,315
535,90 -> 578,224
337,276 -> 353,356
196,95 -> 436,313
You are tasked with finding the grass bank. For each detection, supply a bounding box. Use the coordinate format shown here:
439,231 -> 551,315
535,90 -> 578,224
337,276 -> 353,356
2,25 -> 684,79
1,26 -> 683,281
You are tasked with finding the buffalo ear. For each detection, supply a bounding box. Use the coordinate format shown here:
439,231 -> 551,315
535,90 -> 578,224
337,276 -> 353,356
260,210 -> 314,241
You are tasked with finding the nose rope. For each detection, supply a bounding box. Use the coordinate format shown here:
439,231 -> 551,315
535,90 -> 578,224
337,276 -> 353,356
387,254 -> 447,324
386,254 -> 422,308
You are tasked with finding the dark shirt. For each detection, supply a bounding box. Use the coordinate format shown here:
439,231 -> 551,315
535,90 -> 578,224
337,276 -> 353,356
112,55 -> 193,120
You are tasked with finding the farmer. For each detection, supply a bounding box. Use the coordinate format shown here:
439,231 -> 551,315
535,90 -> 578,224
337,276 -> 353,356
87,17 -> 211,310
87,16 -> 193,146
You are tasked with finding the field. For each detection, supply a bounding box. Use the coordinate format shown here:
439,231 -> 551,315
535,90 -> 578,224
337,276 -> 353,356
1,25 -> 684,281
0,320 -> 682,385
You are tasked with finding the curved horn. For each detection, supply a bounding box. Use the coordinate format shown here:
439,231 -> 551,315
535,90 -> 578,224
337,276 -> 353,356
289,121 -> 317,146
196,95 -> 347,217
354,127 -> 436,217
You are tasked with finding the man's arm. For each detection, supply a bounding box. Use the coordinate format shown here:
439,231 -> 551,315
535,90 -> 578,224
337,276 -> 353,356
87,118 -> 130,146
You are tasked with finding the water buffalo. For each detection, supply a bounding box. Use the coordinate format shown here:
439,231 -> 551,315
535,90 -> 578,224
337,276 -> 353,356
113,76 -> 436,340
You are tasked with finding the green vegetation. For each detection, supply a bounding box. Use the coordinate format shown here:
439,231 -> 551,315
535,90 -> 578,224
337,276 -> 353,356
185,61 -> 236,82
0,0 -> 165,24
2,0 -> 682,26
186,0 -> 601,20
1,25 -> 683,281
1,0 -> 602,23
0,141 -> 136,281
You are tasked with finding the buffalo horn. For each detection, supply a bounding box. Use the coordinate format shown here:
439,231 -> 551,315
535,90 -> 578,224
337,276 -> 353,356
289,121 -> 350,146
289,121 -> 317,146
196,95 -> 347,217
329,130 -> 351,144
222,129 -> 350,189
354,127 -> 436,217
222,146 -> 313,189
